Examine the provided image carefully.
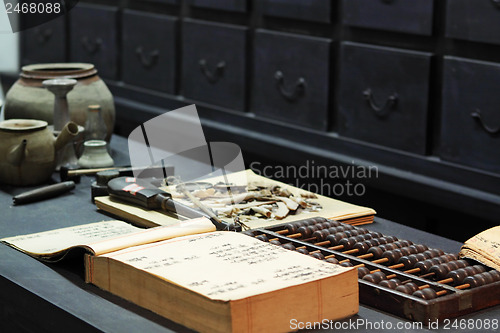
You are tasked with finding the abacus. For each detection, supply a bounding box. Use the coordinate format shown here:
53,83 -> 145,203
243,217 -> 500,323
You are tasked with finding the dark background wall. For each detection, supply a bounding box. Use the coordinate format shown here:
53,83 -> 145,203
3,0 -> 500,242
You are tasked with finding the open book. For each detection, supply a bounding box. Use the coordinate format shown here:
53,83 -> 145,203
459,226 -> 500,271
95,169 -> 376,229
1,219 -> 358,332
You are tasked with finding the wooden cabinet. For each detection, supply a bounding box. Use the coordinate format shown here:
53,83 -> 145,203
446,0 -> 500,45
122,10 -> 177,93
260,0 -> 331,23
182,19 -> 247,111
441,56 -> 500,173
338,42 -> 431,154
252,30 -> 331,130
21,16 -> 66,66
17,0 -> 500,233
70,4 -> 119,80
342,0 -> 434,35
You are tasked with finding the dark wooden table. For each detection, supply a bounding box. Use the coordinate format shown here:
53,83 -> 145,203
1,136 -> 498,332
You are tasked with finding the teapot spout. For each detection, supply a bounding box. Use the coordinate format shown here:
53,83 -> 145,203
7,140 -> 28,166
54,121 -> 79,151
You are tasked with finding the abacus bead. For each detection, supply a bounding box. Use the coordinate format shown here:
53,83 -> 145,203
310,252 -> 325,260
489,270 -> 500,281
379,279 -> 398,289
413,288 -> 438,300
368,247 -> 384,258
404,282 -> 419,294
447,269 -> 467,284
285,224 -> 298,234
382,250 -> 401,264
363,271 -> 386,284
396,283 -> 417,295
357,266 -> 370,278
297,226 -> 309,237
463,275 -> 482,288
343,230 -> 359,237
430,264 -> 452,279
339,237 -> 357,249
325,257 -> 339,265
398,255 -> 418,269
354,241 -> 372,253
390,278 -> 402,286
414,244 -> 429,252
340,261 -> 354,268
296,248 -> 309,255
312,229 -> 329,241
327,233 -> 346,245
281,243 -> 296,251
269,239 -> 282,246
255,235 -> 269,242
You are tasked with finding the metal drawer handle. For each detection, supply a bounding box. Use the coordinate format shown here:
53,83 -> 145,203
199,59 -> 225,83
491,0 -> 500,9
136,47 -> 159,68
35,28 -> 53,44
363,88 -> 398,118
81,37 -> 102,55
274,71 -> 306,102
471,109 -> 500,135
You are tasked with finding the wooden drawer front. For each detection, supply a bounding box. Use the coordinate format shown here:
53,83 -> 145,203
189,0 -> 247,12
252,30 -> 331,130
260,0 -> 331,23
342,0 -> 434,36
446,0 -> 500,45
440,57 -> 500,173
70,4 -> 118,80
338,42 -> 431,154
21,17 -> 66,66
182,20 -> 247,111
122,10 -> 177,93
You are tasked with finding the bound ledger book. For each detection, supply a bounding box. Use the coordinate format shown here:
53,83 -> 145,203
95,169 -> 376,229
459,226 -> 500,271
1,218 -> 358,333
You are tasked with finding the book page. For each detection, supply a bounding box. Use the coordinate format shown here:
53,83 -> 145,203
1,220 -> 140,257
1,217 -> 216,259
460,226 -> 500,270
103,231 -> 352,301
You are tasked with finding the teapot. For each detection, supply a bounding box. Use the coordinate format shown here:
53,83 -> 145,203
0,119 -> 79,186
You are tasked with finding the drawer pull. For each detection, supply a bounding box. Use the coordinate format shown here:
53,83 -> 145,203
274,71 -> 306,102
363,88 -> 398,117
199,59 -> 225,83
491,0 -> 500,9
471,109 -> 500,135
35,28 -> 53,44
81,37 -> 102,55
136,47 -> 159,68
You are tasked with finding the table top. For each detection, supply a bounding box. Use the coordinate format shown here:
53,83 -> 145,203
0,136 -> 498,333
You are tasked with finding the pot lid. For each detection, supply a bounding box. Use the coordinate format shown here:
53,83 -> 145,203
0,119 -> 48,132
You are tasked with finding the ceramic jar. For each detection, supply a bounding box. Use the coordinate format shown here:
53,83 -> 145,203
3,63 -> 115,141
77,140 -> 114,168
0,119 -> 79,186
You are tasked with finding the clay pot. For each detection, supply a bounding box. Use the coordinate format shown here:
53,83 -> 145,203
0,119 -> 79,186
4,63 -> 115,141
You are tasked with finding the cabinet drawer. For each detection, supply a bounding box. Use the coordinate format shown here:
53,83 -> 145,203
252,30 -> 331,130
440,57 -> 500,173
122,10 -> 177,93
70,4 -> 119,80
189,0 -> 247,12
446,0 -> 500,45
342,0 -> 434,36
260,0 -> 331,23
21,16 -> 66,66
338,42 -> 431,154
182,19 -> 247,111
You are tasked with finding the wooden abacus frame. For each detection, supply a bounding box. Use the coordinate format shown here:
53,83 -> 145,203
245,219 -> 500,323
